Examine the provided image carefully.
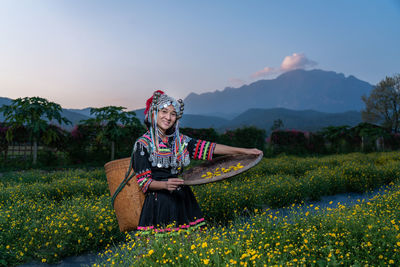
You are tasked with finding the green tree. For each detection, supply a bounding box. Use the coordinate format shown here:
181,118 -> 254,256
0,97 -> 71,165
271,119 -> 284,131
0,124 -> 9,160
362,74 -> 400,132
220,126 -> 266,151
80,106 -> 141,161
319,125 -> 352,153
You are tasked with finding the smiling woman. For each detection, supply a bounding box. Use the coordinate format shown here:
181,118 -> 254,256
157,105 -> 177,134
131,90 -> 262,236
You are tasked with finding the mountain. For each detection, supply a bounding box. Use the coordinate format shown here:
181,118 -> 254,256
184,69 -> 373,115
64,107 -> 94,118
0,68 -> 369,132
58,110 -> 90,130
0,97 -> 13,122
132,108 -> 230,129
223,108 -> 362,134
0,97 -> 12,106
134,107 -> 361,133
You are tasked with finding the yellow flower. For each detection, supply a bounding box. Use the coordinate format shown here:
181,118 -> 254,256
191,244 -> 196,250
148,249 -> 154,256
202,242 -> 208,248
203,259 -> 210,264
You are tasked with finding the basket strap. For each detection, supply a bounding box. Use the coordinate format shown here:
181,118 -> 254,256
111,146 -> 136,207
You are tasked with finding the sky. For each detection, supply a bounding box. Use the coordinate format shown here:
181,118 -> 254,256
0,0 -> 399,110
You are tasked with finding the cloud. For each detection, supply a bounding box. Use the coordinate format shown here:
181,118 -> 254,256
280,53 -> 317,71
250,67 -> 276,79
250,53 -> 317,80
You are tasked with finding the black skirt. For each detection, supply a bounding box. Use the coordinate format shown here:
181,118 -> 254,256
137,185 -> 205,235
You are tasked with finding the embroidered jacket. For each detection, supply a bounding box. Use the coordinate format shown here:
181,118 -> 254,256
133,132 -> 216,193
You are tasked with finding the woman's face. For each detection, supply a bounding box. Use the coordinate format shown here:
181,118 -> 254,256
157,105 -> 177,134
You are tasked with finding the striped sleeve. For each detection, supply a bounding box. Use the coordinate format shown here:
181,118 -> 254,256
133,140 -> 153,193
188,138 -> 216,160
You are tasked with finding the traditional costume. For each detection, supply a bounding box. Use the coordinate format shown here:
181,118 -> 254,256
133,91 -> 216,235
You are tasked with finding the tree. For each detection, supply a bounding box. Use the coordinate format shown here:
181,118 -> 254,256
220,126 -> 266,151
362,74 -> 400,132
80,106 -> 141,161
319,125 -> 352,153
0,123 -> 9,160
271,119 -> 284,131
351,122 -> 390,151
0,97 -> 71,164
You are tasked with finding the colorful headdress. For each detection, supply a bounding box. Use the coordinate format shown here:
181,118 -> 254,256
145,91 -> 184,119
142,90 -> 188,172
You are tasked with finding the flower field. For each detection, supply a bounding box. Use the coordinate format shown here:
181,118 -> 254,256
1,152 -> 400,266
97,183 -> 400,266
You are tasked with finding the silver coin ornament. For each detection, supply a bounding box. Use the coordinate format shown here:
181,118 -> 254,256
157,163 -> 162,168
140,151 -> 145,156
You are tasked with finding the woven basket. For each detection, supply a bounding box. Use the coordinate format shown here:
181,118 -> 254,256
182,153 -> 263,185
104,157 -> 145,232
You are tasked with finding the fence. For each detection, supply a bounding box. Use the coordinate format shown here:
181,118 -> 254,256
2,142 -> 44,159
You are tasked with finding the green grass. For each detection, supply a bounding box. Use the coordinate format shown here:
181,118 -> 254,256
1,151 -> 400,266
96,182 -> 400,266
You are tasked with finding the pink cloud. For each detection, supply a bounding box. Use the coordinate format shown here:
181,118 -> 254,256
250,66 -> 276,79
280,53 -> 317,71
250,53 -> 317,80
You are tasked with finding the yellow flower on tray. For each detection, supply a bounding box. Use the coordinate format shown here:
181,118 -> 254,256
201,163 -> 244,179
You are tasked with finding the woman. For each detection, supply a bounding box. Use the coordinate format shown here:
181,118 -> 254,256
133,90 -> 262,235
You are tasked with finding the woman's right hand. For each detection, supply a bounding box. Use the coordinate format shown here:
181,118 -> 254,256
164,178 -> 184,192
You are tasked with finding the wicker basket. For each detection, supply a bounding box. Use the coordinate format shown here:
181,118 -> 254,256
182,153 -> 263,185
104,157 -> 145,232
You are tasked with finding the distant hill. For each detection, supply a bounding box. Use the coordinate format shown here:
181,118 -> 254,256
133,107 -> 361,133
131,108 -> 229,129
0,97 -> 13,122
0,97 -> 12,106
1,68 -> 368,133
1,98 -> 363,133
0,97 -> 91,130
222,108 -> 362,134
185,69 -> 373,115
64,107 -> 94,118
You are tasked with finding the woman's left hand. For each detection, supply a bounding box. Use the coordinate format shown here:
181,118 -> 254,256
242,148 -> 263,155
214,144 -> 263,155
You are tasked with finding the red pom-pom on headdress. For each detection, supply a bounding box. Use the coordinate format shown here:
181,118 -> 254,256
144,90 -> 165,115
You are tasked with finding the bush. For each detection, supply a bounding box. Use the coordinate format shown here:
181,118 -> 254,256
219,126 -> 266,151
270,129 -> 308,155
180,127 -> 220,143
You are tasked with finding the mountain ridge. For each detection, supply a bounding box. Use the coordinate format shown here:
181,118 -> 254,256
0,69 -> 370,132
184,69 -> 373,115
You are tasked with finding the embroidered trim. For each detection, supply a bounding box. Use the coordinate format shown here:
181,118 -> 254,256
137,218 -> 205,233
192,140 -> 216,160
136,169 -> 152,193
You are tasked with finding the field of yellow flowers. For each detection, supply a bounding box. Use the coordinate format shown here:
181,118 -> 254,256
97,183 -> 400,266
1,151 -> 400,266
